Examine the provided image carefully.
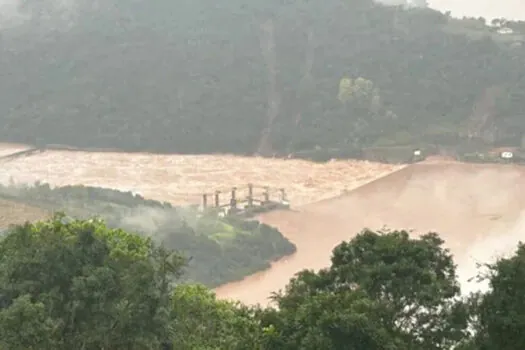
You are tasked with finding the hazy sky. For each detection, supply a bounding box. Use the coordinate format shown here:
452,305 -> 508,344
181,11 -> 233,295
428,0 -> 525,20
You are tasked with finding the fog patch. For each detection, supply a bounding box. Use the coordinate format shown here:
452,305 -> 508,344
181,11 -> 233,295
375,0 -> 429,8
457,210 -> 525,295
0,0 -> 86,31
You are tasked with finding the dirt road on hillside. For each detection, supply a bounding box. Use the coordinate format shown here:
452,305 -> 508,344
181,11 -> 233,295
215,162 -> 525,305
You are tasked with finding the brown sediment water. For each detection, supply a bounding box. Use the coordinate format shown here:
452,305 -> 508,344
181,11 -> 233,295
1,143 -> 524,306
0,144 -> 403,207
214,161 -> 525,305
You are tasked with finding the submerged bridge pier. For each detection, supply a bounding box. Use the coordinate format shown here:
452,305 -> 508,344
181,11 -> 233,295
201,184 -> 289,218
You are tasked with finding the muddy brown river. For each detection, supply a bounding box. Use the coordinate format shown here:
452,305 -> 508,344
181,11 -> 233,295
2,144 -> 525,306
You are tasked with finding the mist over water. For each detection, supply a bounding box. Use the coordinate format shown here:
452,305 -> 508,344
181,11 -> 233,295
457,211 -> 525,295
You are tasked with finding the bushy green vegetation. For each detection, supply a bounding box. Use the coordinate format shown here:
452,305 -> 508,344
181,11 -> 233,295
1,0 -> 525,157
1,217 -> 524,349
0,183 -> 295,287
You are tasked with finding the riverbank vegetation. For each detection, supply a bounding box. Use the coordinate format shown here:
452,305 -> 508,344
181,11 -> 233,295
0,183 -> 295,287
1,0 -> 525,159
1,216 -> 523,349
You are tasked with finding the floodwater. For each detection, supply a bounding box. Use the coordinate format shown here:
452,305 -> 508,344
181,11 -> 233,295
215,162 -> 525,304
2,144 -> 524,306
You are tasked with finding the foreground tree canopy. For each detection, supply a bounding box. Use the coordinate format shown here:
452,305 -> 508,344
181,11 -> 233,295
0,214 -> 184,349
1,217 -> 524,349
1,0 -> 524,156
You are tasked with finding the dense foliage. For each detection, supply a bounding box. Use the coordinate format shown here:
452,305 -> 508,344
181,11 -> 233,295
1,0 -> 524,157
0,216 -> 182,349
470,243 -> 525,349
0,183 -> 295,287
1,218 -> 525,349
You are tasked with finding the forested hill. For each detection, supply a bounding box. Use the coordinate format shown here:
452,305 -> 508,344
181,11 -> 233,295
1,0 -> 525,155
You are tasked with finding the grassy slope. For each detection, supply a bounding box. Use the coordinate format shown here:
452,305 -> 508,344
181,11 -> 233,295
0,198 -> 49,230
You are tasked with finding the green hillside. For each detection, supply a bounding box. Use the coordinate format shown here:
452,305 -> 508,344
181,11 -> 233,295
1,0 -> 524,156
0,182 -> 295,287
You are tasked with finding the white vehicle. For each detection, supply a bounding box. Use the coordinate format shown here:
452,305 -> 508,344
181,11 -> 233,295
501,151 -> 513,159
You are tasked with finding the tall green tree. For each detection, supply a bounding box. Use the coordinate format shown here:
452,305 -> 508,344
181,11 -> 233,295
259,287 -> 405,349
471,242 -> 525,350
170,284 -> 266,350
0,214 -> 185,350
270,229 -> 469,349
